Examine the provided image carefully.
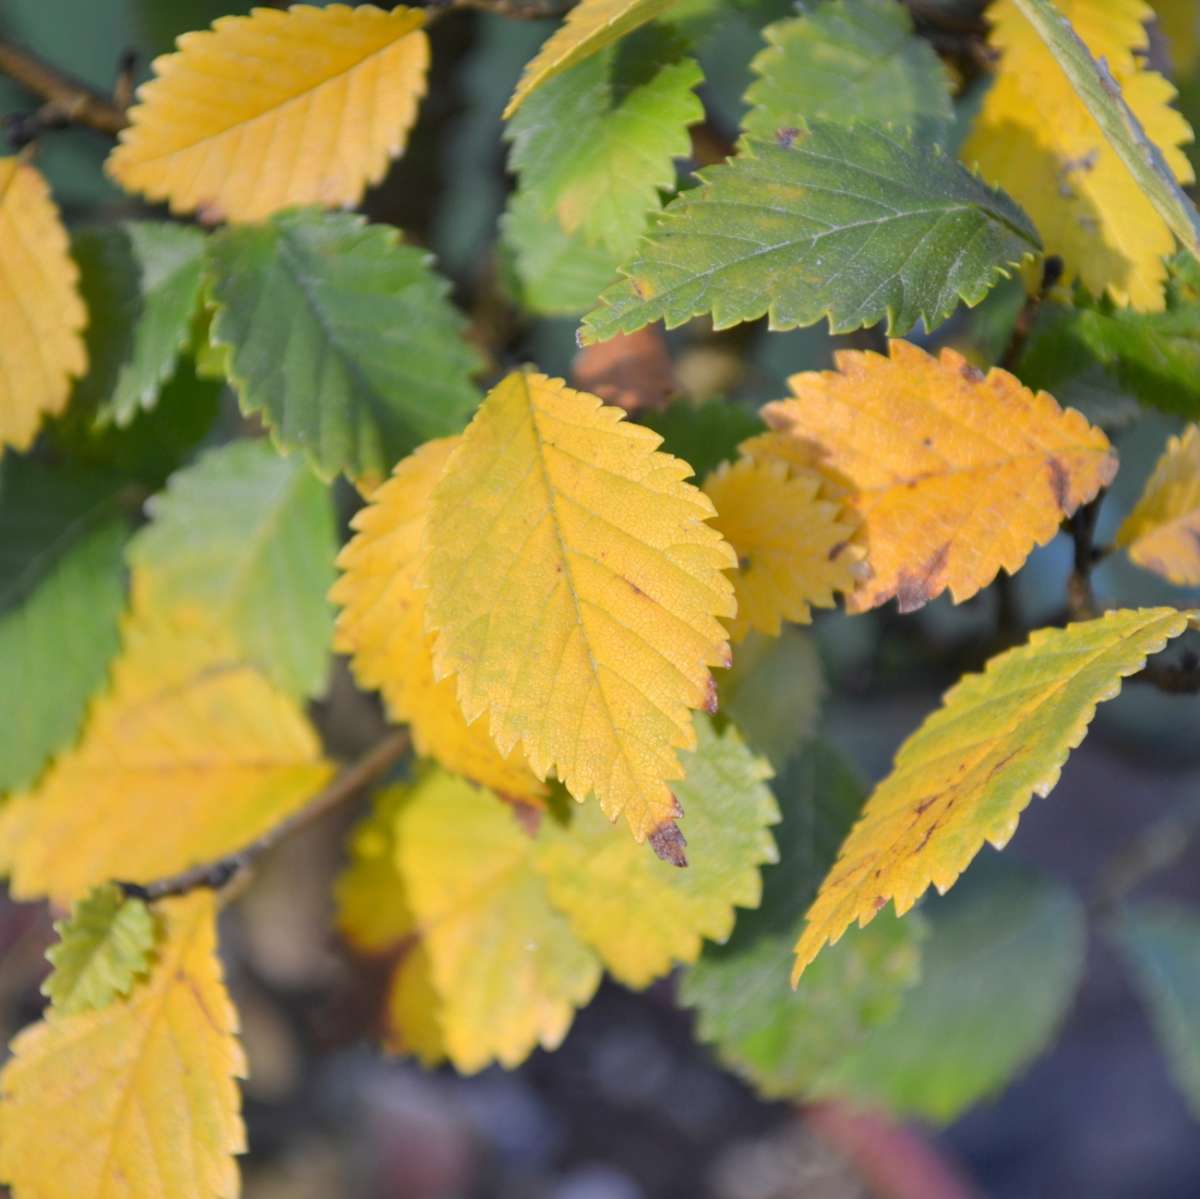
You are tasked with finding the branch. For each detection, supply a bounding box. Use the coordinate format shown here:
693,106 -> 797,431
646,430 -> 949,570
1065,494 -> 1104,620
0,37 -> 128,139
120,729 -> 409,902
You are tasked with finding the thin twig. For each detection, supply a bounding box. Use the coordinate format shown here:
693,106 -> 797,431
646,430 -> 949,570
120,729 -> 410,902
1065,494 -> 1104,620
0,37 -> 128,138
1129,649 -> 1200,695
999,254 -> 1063,373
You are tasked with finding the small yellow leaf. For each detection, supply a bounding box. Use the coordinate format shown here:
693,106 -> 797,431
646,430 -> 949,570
1,607 -> 331,904
704,454 -> 863,642
336,775 -> 602,1073
962,0 -> 1195,310
0,157 -> 86,452
760,341 -> 1117,614
503,0 -> 677,118
1116,424 -> 1200,585
794,607 -> 1191,981
424,370 -> 736,847
0,892 -> 245,1199
332,437 -> 545,802
107,4 -> 429,222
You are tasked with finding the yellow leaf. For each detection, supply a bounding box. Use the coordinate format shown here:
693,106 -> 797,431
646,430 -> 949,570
107,4 -> 429,223
503,0 -> 677,118
0,157 -> 86,452
703,454 -> 863,642
793,607 -> 1191,980
332,437 -> 545,802
336,774 -> 602,1073
0,607 -> 331,904
424,370 -> 736,848
962,0 -> 1195,310
1116,424 -> 1200,585
760,341 -> 1117,613
0,892 -> 245,1199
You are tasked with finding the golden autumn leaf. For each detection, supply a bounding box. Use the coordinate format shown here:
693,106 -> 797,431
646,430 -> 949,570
107,4 -> 429,222
332,437 -> 545,802
1116,424 -> 1200,585
503,0 -> 676,117
759,341 -> 1117,614
962,0 -> 1195,310
0,892 -> 245,1199
0,607 -> 331,905
424,370 -> 736,851
793,608 -> 1192,980
704,454 -> 863,642
0,157 -> 86,452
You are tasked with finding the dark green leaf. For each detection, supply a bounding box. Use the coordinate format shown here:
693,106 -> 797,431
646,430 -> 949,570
640,396 -> 763,480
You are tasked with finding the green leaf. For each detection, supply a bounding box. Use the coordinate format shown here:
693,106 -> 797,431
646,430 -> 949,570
71,221 -> 208,427
640,396 -> 764,480
743,0 -> 953,141
1112,901 -> 1200,1119
817,860 -> 1086,1123
506,27 -> 703,258
127,439 -> 336,699
207,208 -> 484,483
579,122 -> 1042,343
681,741 -> 924,1097
0,461 -> 126,794
42,883 -> 158,1016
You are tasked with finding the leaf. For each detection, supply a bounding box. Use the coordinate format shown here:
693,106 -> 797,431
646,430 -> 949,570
681,741 -> 925,1099
503,0 -> 677,117
961,0 -> 1195,310
742,0 -> 953,141
534,715 -> 779,987
424,370 -> 736,849
332,437 -> 546,801
0,607 -> 332,905
0,462 -> 126,794
817,859 -> 1086,1122
641,397 -> 765,481
1116,424 -> 1200,585
207,208 -> 483,484
579,123 -> 1042,345
793,607 -> 1191,979
336,774 -> 602,1073
128,439 -> 337,699
573,327 -> 677,413
506,27 -> 703,258
71,221 -> 207,427
0,157 -> 87,453
107,4 -> 430,222
1112,901 -> 1200,1119
0,893 -> 245,1199
704,453 -> 862,640
1153,0 -> 1200,77
42,883 -> 157,1015
759,340 -> 1117,613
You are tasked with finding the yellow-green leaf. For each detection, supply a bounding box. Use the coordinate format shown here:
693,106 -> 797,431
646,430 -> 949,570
107,4 -> 429,222
424,370 -> 736,849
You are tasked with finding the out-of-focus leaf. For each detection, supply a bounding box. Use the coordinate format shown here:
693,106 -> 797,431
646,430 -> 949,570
641,398 -> 764,481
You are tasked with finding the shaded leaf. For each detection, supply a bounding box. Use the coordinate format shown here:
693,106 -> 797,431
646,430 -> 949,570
0,893 -> 244,1199
108,4 -> 429,222
580,123 -> 1041,344
794,607 -> 1191,978
573,327 -> 677,414
759,340 -> 1117,613
425,370 -> 736,847
641,397 -> 764,481
207,208 -> 483,484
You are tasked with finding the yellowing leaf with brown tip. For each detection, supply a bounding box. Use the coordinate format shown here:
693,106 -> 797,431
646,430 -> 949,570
424,370 -> 736,851
760,341 -> 1117,614
107,4 -> 429,222
332,437 -> 545,802
503,0 -> 676,117
1116,424 -> 1200,584
794,608 -> 1191,980
0,892 -> 245,1199
0,158 -> 86,452
0,608 -> 331,904
962,0 -> 1194,310
704,454 -> 863,642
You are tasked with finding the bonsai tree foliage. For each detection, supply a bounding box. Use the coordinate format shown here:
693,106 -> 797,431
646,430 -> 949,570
1,0 -> 1199,1193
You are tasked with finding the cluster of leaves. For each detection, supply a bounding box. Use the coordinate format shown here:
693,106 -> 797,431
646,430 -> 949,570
2,0 -> 1200,1194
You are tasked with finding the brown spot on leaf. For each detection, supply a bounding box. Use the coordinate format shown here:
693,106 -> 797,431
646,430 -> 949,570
626,577 -> 646,597
195,200 -> 226,227
827,540 -> 848,562
776,127 -> 800,148
703,674 -> 719,714
894,541 -> 950,613
650,820 -> 688,867
873,895 -> 888,912
631,278 -> 650,300
505,800 -> 542,837
1047,456 -> 1070,511
738,555 -> 752,571
960,363 -> 984,383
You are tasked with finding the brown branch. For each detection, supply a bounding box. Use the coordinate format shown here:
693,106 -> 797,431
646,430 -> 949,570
0,36 -> 128,139
120,729 -> 410,903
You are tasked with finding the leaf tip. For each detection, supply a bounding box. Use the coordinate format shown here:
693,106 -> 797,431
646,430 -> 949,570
649,819 -> 688,867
